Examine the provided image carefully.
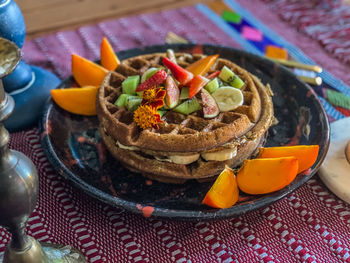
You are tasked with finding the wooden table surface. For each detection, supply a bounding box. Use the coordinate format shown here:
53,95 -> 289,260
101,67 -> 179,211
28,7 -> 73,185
17,0 -> 208,39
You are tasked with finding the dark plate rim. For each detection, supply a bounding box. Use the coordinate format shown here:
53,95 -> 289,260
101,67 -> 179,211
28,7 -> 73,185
39,43 -> 330,220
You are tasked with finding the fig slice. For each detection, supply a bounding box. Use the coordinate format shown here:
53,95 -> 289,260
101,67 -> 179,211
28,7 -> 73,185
165,75 -> 180,109
201,89 -> 219,118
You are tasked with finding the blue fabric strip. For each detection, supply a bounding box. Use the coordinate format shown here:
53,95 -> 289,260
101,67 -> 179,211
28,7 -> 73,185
318,96 -> 345,120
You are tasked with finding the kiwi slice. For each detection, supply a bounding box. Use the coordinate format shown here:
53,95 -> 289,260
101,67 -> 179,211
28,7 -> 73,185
205,78 -> 219,93
126,97 -> 142,111
229,76 -> 244,89
179,87 -> 190,100
218,66 -> 244,89
141,67 -> 159,83
157,110 -> 167,117
173,98 -> 201,115
114,94 -> 131,107
122,75 -> 140,95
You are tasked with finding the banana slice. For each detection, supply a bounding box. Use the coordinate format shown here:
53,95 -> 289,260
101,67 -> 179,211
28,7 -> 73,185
211,86 -> 244,112
201,147 -> 237,161
168,153 -> 200,164
116,141 -> 139,151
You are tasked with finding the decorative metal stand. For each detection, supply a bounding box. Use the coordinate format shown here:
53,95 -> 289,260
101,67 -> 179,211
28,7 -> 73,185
0,0 -> 60,131
0,38 -> 86,263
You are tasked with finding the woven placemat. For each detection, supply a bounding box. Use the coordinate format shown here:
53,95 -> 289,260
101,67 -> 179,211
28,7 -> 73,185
1,4 -> 349,263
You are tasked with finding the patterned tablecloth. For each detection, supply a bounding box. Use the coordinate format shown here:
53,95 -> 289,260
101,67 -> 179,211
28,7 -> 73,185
1,0 -> 350,262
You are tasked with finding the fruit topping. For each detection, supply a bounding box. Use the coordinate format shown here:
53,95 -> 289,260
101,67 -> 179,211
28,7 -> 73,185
202,143 -> 319,208
168,153 -> 200,164
141,67 -> 160,83
126,96 -> 142,111
157,110 -> 167,117
206,71 -> 221,79
179,87 -> 190,100
173,98 -> 201,115
204,77 -> 219,93
122,75 -> 140,95
186,54 -> 219,76
200,89 -> 219,118
211,86 -> 243,112
258,145 -> 319,173
135,70 -> 167,92
100,37 -> 120,71
51,86 -> 99,116
114,93 -> 130,107
201,147 -> 237,161
165,76 -> 180,109
218,66 -> 245,89
237,157 -> 299,195
163,57 -> 193,85
202,166 -> 239,209
166,49 -> 177,64
71,54 -> 108,87
189,75 -> 209,99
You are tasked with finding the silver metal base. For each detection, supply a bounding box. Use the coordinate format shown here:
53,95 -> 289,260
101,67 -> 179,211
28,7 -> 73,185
0,237 -> 87,263
0,37 -> 87,263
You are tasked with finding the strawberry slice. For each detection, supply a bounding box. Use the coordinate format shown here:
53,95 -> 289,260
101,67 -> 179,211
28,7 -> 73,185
189,75 -> 209,99
136,70 -> 167,92
163,57 -> 193,85
206,70 -> 221,79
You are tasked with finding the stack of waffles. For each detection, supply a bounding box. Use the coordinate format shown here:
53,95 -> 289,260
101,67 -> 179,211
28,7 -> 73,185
97,52 -> 274,183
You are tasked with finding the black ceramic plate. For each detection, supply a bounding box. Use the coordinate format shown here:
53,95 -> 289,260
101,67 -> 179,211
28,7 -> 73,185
40,44 -> 329,220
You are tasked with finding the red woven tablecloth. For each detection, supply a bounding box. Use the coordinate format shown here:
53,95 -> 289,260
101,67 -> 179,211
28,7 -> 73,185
1,2 -> 350,263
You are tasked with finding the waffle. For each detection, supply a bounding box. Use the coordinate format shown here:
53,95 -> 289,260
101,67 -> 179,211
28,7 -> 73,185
96,52 -> 274,183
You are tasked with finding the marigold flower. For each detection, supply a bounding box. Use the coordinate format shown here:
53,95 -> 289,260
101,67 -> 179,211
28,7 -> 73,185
141,86 -> 166,109
133,104 -> 163,130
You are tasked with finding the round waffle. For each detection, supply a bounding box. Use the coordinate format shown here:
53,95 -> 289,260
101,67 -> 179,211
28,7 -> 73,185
96,52 -> 274,183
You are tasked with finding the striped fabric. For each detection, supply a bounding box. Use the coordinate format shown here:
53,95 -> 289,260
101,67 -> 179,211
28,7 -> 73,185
201,0 -> 350,120
235,0 -> 350,120
1,3 -> 350,263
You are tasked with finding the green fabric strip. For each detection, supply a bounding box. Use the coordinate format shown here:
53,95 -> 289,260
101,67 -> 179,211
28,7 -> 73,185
326,88 -> 350,110
222,10 -> 242,24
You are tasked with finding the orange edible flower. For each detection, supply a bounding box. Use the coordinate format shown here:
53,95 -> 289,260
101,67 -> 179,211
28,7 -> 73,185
133,105 -> 163,130
141,86 -> 166,109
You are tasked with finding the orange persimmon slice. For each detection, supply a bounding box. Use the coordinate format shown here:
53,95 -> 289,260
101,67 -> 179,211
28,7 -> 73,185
202,166 -> 239,209
258,145 -> 319,173
72,54 -> 108,87
51,86 -> 98,116
237,157 -> 299,195
186,54 -> 219,76
100,37 -> 120,71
